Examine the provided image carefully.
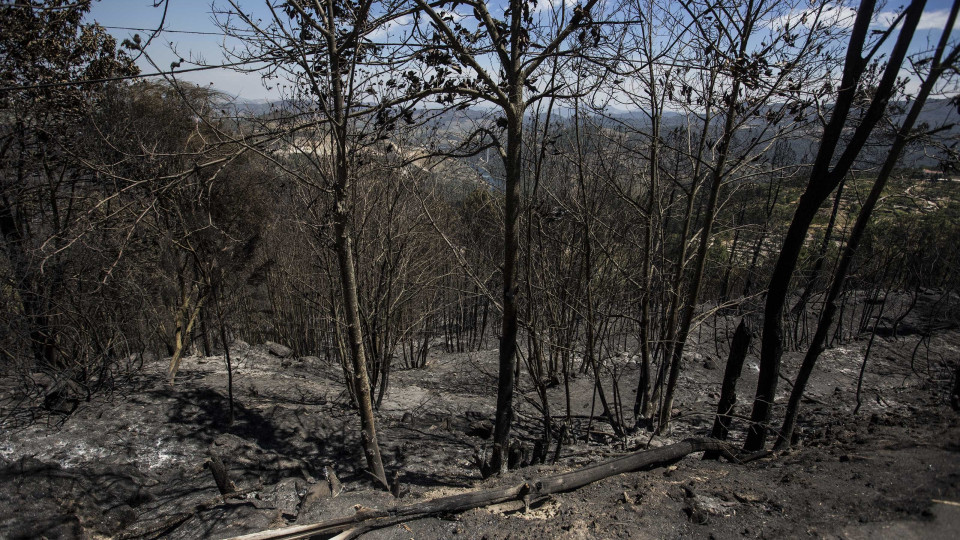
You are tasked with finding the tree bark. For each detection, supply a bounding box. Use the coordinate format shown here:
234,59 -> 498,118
321,1 -> 389,487
207,453 -> 237,496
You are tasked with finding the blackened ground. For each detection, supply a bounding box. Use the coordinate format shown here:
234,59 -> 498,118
1,297 -> 958,539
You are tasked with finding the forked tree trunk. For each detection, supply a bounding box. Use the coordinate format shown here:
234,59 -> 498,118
746,0 -> 926,451
776,6 -> 960,447
634,24 -> 660,423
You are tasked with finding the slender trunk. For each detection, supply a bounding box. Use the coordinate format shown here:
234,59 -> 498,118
169,285 -> 205,382
200,306 -> 213,357
583,227 -> 622,437
656,149 -> 731,431
333,201 -> 387,488
794,179 -> 846,318
215,294 -> 235,426
328,22 -> 387,484
491,94 -> 523,475
791,180 -> 846,349
855,282 -> 890,415
719,206 -> 744,305
742,175 -> 781,298
634,9 -> 661,424
650,186 -> 697,414
659,0 -> 755,429
704,319 -> 751,459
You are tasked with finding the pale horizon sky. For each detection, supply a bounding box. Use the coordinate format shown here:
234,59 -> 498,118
87,0 -> 960,102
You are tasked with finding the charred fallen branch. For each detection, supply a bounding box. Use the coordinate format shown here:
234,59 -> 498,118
207,452 -> 237,497
228,438 -> 735,540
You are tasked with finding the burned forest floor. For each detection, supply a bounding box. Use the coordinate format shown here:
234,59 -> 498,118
1,293 -> 960,539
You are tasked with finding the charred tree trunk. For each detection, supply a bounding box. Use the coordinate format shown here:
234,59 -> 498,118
705,319 -> 751,459
207,453 -> 237,496
490,95 -> 523,476
775,6 -> 959,445
658,1 -> 754,430
333,178 -> 388,489
746,0 -> 926,451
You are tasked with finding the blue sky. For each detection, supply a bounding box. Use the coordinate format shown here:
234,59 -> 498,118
86,0 -> 960,101
89,0 -> 274,99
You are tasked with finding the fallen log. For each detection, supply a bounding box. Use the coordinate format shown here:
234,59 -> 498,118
227,437 -> 733,540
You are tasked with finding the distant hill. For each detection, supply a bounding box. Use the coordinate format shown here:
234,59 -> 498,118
227,97 -> 959,171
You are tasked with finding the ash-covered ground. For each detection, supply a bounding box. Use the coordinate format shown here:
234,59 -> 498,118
1,293 -> 959,539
